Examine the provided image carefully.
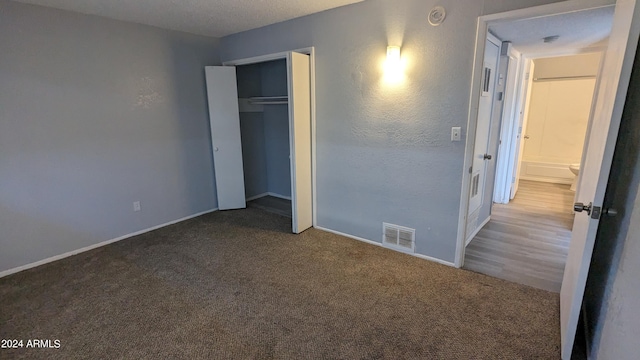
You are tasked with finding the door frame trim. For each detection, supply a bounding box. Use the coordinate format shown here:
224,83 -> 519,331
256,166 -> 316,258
455,0 -> 616,268
223,47 -> 318,227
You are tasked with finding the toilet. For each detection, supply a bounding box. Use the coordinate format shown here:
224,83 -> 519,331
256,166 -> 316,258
569,163 -> 580,191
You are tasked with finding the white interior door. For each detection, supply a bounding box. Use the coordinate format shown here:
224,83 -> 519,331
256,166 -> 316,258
493,49 -> 520,204
205,66 -> 246,210
511,60 -> 535,199
287,52 -> 313,234
466,35 -> 500,241
560,1 -> 640,359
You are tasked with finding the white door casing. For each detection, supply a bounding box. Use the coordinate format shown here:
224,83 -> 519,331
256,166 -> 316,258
466,35 -> 501,242
560,0 -> 640,359
205,66 -> 247,211
287,52 -> 313,234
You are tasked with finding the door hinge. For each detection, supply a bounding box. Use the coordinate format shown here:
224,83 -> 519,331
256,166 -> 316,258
469,166 -> 473,174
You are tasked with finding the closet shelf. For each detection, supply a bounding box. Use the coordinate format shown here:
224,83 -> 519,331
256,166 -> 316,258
248,96 -> 288,105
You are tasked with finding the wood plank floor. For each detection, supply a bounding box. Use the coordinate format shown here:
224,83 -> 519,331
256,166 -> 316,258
464,180 -> 575,292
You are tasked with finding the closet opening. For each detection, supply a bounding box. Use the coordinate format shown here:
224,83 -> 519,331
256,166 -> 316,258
205,50 -> 314,234
236,60 -> 293,218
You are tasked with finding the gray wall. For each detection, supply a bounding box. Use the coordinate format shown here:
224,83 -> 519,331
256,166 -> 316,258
237,64 -> 269,199
261,60 -> 291,198
236,60 -> 291,199
584,40 -> 640,359
0,1 -> 220,272
220,0 -> 565,262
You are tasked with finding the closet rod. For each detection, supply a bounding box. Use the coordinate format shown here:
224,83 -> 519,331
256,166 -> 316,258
248,96 -> 288,105
533,75 -> 596,82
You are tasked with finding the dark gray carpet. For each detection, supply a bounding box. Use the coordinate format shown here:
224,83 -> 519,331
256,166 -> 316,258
0,208 -> 561,359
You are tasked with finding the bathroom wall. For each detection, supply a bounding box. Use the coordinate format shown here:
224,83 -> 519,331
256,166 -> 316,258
520,53 -> 601,183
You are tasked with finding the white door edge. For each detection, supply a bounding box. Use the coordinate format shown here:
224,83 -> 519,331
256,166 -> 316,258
560,0 -> 640,357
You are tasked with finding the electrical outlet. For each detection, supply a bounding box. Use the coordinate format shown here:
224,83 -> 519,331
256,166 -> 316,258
133,201 -> 141,212
451,127 -> 462,142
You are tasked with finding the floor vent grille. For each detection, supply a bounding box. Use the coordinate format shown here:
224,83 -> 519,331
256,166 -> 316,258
383,223 -> 415,252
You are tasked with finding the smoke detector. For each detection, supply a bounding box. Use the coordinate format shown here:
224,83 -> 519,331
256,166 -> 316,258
428,6 -> 446,26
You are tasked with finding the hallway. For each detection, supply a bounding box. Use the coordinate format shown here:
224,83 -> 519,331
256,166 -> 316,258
464,180 -> 575,292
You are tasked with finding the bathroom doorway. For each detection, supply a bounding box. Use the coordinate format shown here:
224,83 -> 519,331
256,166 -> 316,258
462,5 -> 613,293
515,54 -> 600,195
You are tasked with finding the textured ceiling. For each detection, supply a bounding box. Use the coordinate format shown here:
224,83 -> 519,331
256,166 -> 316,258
489,5 -> 614,55
12,0 -> 365,37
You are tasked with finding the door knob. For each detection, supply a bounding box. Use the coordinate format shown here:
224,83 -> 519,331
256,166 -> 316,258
574,202 -> 593,215
483,154 -> 492,160
603,208 -> 618,216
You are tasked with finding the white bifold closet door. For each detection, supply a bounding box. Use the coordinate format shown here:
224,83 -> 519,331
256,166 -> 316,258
287,52 -> 312,234
204,51 -> 312,234
205,66 -> 246,211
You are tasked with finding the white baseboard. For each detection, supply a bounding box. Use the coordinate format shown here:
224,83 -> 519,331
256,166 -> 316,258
246,192 -> 270,202
314,226 -> 456,268
268,192 -> 291,201
0,208 -> 219,278
246,192 -> 292,202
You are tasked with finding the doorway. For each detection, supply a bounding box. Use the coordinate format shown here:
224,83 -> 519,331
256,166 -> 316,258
205,49 -> 315,234
465,52 -> 603,292
460,4 -> 614,285
456,0 -> 640,358
235,59 -> 293,217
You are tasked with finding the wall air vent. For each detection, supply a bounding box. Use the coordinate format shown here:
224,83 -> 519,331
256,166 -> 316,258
471,173 -> 480,197
481,64 -> 492,97
383,223 -> 416,253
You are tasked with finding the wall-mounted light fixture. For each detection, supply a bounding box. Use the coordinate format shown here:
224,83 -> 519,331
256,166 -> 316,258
384,45 -> 405,85
387,46 -> 401,64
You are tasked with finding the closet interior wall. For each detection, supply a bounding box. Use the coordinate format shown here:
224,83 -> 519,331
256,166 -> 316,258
236,59 -> 291,201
